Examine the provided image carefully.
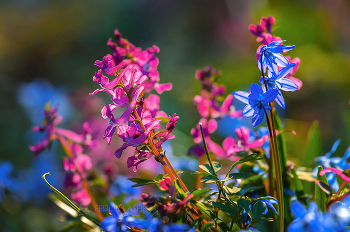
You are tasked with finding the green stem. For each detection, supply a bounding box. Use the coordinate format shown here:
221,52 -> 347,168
42,173 -> 100,227
260,55 -> 284,232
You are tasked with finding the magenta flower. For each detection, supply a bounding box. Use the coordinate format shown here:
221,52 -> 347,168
71,188 -> 90,206
127,151 -> 153,172
114,120 -> 159,158
144,94 -> 167,118
223,127 -> 269,156
190,118 -> 226,157
159,177 -> 175,196
30,106 -> 95,156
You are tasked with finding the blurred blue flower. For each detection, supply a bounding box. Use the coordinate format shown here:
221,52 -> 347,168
289,200 -> 350,232
17,151 -> 63,203
101,202 -> 196,232
233,83 -> 279,127
288,201 -> 324,232
0,161 -> 18,201
258,41 -> 295,76
259,63 -> 298,109
313,139 -> 350,191
110,175 -> 141,202
17,79 -> 74,125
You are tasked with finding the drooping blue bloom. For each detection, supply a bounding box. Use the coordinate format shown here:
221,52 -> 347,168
313,140 -> 350,191
324,198 -> 350,232
233,83 -> 279,127
241,193 -> 278,226
258,40 -> 295,76
259,63 -> 298,109
0,161 -> 18,201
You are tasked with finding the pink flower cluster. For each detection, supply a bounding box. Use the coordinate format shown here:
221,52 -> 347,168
93,30 -> 172,95
91,29 -> 179,172
189,66 -> 244,158
30,105 -> 96,206
249,16 -> 302,90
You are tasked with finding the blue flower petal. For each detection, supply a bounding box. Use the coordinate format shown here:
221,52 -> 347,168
278,78 -> 298,91
273,53 -> 289,67
232,91 -> 250,104
277,63 -> 296,79
290,201 -> 307,219
252,108 -> 264,127
263,89 -> 279,103
250,83 -> 264,97
275,92 -> 285,109
243,104 -> 254,117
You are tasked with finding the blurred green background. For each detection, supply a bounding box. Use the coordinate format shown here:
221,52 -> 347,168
1,0 -> 350,231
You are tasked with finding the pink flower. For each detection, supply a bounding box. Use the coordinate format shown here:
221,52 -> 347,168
71,188 -> 91,207
144,94 -> 167,118
222,127 -> 269,156
159,177 -> 175,196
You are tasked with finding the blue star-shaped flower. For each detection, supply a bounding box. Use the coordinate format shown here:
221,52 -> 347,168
258,41 -> 295,76
233,83 -> 279,127
259,63 -> 298,109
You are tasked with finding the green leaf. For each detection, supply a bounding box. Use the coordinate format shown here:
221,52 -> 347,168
201,175 -> 220,184
223,173 -> 246,181
241,174 -> 264,186
237,198 -> 252,217
304,121 -> 322,166
201,222 -> 215,231
252,201 -> 265,221
190,201 -> 230,232
199,162 -> 221,175
154,174 -> 164,182
291,168 -> 308,205
223,186 -> 241,195
191,188 -> 212,198
190,217 -> 203,229
315,166 -> 329,212
212,201 -> 237,215
226,154 -> 262,176
315,180 -> 333,196
191,172 -> 212,176
174,179 -> 187,199
274,111 -> 288,173
239,185 -> 265,196
128,178 -> 156,187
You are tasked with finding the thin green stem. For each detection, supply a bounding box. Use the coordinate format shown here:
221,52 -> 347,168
42,173 -> 100,227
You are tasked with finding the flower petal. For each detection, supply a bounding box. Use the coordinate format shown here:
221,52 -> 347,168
243,104 -> 254,117
278,78 -> 298,91
232,91 -> 250,104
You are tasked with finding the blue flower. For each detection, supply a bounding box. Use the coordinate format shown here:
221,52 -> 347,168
258,41 -> 295,76
288,201 -> 325,232
233,83 -> 279,127
259,63 -> 298,109
0,161 -> 18,201
313,140 -> 350,191
101,202 -> 149,232
289,200 -> 350,232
